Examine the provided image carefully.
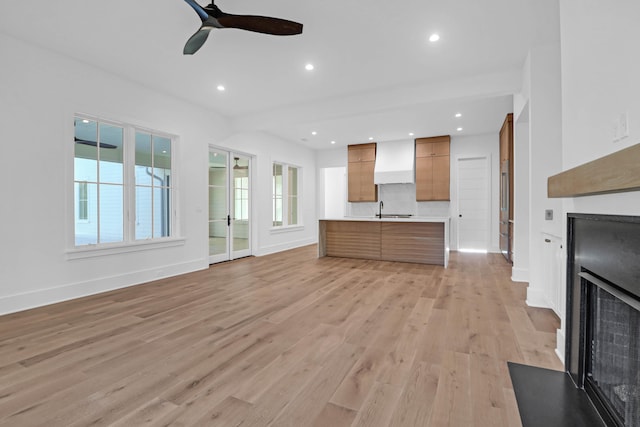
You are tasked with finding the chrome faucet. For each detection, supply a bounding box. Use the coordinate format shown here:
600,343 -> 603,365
377,200 -> 383,218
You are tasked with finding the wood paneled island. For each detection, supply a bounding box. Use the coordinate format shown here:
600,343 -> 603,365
319,217 -> 450,267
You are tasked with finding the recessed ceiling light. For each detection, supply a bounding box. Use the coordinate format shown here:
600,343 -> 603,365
455,113 -> 462,118
409,132 -> 415,136
305,63 -> 314,71
457,127 -> 463,131
368,137 -> 373,141
330,140 -> 336,144
311,131 -> 317,136
216,85 -> 225,92
429,33 -> 440,42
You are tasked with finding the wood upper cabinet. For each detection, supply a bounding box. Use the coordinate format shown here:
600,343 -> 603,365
415,136 -> 450,201
348,143 -> 378,202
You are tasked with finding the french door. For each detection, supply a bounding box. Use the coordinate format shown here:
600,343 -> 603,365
208,148 -> 252,264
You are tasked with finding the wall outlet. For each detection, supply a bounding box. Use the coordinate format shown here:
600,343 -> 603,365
545,209 -> 553,220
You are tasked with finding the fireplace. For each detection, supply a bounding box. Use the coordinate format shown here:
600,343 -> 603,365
566,214 -> 640,427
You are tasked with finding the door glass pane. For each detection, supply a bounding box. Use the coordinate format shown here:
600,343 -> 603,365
209,151 -> 228,258
233,156 -> 250,252
209,221 -> 227,256
209,187 -> 227,221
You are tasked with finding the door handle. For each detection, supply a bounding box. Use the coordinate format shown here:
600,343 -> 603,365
227,215 -> 231,226
459,214 -> 462,218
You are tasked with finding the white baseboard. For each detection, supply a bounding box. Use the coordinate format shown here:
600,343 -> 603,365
511,267 -> 529,282
0,258 -> 208,316
256,238 -> 317,257
525,286 -> 551,308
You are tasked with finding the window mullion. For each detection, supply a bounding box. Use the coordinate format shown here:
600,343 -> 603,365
124,126 -> 135,243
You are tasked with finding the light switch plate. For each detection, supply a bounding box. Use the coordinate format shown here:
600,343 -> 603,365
545,209 -> 553,220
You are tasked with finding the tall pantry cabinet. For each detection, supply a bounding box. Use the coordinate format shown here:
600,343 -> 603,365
499,113 -> 514,263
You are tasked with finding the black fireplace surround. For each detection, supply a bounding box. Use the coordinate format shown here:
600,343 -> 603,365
566,213 -> 640,427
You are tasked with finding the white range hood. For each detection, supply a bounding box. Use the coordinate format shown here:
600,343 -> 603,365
374,140 -> 415,184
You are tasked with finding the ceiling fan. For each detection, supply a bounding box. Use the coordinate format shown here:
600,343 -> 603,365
182,0 -> 303,55
233,157 -> 248,170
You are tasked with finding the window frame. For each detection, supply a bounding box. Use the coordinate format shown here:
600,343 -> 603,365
68,113 -> 182,258
271,161 -> 303,231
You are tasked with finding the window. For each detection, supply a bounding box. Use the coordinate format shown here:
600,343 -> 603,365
73,115 -> 175,247
272,162 -> 301,228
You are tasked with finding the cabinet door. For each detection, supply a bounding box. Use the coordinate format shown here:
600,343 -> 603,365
432,155 -> 450,200
415,157 -> 434,201
360,160 -> 377,202
432,140 -> 450,156
415,141 -> 433,158
348,162 -> 362,202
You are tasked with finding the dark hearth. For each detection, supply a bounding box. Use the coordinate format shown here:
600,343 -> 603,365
511,214 -> 640,427
566,214 -> 640,427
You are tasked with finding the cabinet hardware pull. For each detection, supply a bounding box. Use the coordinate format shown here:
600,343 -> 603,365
544,238 -> 551,243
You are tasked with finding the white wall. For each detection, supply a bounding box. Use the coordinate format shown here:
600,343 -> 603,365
560,0 -> 640,215
0,33 -> 315,315
524,43 -> 564,309
555,0 -> 640,360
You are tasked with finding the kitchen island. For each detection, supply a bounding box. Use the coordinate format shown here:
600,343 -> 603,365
318,217 -> 450,267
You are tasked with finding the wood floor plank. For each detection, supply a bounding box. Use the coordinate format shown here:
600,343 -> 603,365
0,246 -> 563,426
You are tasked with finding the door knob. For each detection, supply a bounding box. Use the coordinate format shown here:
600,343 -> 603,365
459,214 -> 462,218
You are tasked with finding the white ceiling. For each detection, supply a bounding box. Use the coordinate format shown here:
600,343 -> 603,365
0,0 -> 559,149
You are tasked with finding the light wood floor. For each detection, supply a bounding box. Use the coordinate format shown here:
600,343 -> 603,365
0,246 -> 562,426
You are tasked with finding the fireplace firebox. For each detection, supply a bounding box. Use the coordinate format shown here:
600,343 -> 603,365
566,214 -> 640,427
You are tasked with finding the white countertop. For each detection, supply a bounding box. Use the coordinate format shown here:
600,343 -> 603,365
320,216 -> 450,223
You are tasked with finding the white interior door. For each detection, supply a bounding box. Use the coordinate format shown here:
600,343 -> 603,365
457,156 -> 490,252
208,149 -> 251,264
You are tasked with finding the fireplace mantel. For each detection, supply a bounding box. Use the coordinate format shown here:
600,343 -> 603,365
548,143 -> 640,198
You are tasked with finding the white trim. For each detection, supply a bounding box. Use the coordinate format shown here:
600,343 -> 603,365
511,267 -> 530,282
525,286 -> 551,308
256,238 -> 316,257
66,237 -> 186,260
270,225 -> 305,234
0,257 -> 206,316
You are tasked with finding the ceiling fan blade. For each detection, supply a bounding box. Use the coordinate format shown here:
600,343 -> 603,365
183,0 -> 209,21
184,26 -> 212,55
216,15 -> 303,36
